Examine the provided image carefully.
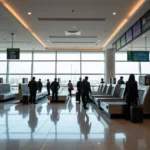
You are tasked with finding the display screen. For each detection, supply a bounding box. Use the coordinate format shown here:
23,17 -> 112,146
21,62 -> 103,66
116,39 -> 121,50
133,20 -> 142,38
142,10 -> 150,32
121,34 -> 126,47
126,28 -> 133,43
127,51 -> 149,62
7,48 -> 20,59
113,43 -> 117,50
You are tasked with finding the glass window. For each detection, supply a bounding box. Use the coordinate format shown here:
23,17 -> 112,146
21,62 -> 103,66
57,75 -> 80,86
115,62 -> 139,74
82,52 -> 104,60
9,75 -> 31,85
33,75 -> 55,85
20,52 -> 32,60
34,52 -> 55,60
115,53 -> 127,61
141,62 -> 150,74
115,75 -> 139,83
82,75 -> 104,86
0,52 -> 7,60
57,62 -> 80,73
0,75 -> 6,83
33,62 -> 55,73
82,62 -> 104,73
9,62 -> 31,74
0,62 -> 7,73
57,52 -> 80,60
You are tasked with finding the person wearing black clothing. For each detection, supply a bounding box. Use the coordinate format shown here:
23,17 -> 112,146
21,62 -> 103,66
100,78 -> 105,84
51,78 -> 60,101
37,79 -> 43,92
118,76 -> 125,84
82,76 -> 92,109
46,79 -> 51,95
123,74 -> 138,119
28,77 -> 38,104
77,77 -> 82,103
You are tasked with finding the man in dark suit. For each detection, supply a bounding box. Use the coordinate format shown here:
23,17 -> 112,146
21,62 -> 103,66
37,79 -> 43,92
46,79 -> 51,95
51,78 -> 60,101
28,77 -> 38,104
82,76 -> 92,109
77,77 -> 82,103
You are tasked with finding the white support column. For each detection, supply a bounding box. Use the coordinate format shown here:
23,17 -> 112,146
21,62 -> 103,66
105,49 -> 115,83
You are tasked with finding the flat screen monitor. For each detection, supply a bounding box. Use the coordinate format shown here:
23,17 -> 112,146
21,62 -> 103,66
142,10 -> 150,32
126,28 -> 133,43
133,20 -> 142,38
121,34 -> 126,47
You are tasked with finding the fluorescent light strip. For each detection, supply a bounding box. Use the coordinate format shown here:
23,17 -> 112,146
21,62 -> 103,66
0,0 -> 46,48
103,0 -> 146,48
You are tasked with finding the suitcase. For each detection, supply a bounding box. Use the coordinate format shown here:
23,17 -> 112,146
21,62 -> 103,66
76,92 -> 80,102
130,106 -> 143,123
23,95 -> 29,105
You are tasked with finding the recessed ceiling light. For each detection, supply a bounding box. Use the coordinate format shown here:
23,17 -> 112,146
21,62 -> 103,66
73,26 -> 76,28
28,12 -> 32,15
47,40 -> 50,42
113,12 -> 116,15
98,40 -> 100,42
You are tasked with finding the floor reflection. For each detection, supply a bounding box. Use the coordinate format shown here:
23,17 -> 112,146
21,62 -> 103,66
0,98 -> 150,150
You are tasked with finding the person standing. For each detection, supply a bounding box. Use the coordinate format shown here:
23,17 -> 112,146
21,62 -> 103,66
46,79 -> 51,95
118,76 -> 125,84
100,78 -> 105,84
82,76 -> 92,109
77,77 -> 82,103
37,79 -> 43,92
51,78 -> 60,101
68,80 -> 73,97
28,77 -> 38,104
123,74 -> 138,119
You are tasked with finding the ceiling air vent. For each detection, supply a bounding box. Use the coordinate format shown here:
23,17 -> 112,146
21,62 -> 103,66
65,31 -> 81,36
38,18 -> 106,21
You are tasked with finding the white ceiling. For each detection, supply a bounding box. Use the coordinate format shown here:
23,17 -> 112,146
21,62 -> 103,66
0,0 -> 149,50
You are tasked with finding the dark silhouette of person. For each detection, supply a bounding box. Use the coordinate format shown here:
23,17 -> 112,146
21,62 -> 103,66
37,79 -> 43,92
46,79 -> 51,96
28,77 -> 38,104
118,76 -> 125,84
123,74 -> 138,119
100,78 -> 105,84
82,76 -> 92,109
77,77 -> 82,103
51,78 -> 60,102
68,80 -> 73,97
77,110 -> 91,140
28,106 -> 38,132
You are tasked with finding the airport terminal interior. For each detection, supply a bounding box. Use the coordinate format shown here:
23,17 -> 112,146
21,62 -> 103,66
1,0 -> 150,149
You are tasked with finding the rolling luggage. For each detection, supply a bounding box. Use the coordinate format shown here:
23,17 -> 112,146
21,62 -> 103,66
76,92 -> 80,102
130,106 -> 143,123
23,95 -> 29,105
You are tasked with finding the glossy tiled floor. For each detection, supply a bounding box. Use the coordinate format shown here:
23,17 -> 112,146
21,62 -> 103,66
0,97 -> 150,150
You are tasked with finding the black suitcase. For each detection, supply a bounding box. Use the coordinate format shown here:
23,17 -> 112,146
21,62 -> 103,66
23,95 -> 29,105
76,92 -> 80,102
130,106 -> 143,123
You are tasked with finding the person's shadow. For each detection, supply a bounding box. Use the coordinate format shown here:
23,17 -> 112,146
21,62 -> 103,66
28,105 -> 38,133
77,108 -> 92,140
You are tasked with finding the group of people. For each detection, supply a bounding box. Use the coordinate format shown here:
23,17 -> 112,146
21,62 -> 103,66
28,77 -> 60,104
68,76 -> 92,109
